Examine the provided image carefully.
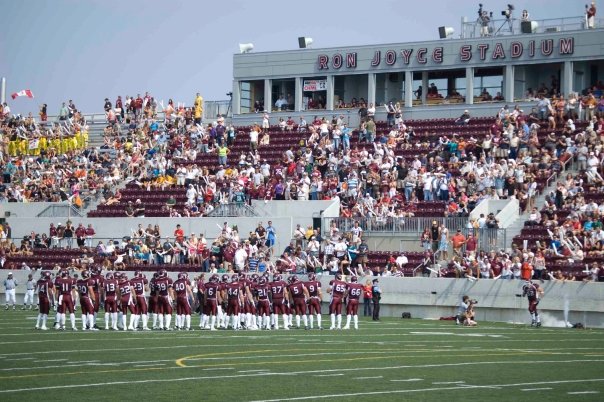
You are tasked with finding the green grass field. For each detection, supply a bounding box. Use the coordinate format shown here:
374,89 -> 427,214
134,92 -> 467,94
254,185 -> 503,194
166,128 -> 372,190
0,311 -> 603,402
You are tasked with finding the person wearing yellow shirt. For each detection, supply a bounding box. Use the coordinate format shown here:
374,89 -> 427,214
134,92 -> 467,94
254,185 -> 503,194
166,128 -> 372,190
194,93 -> 203,125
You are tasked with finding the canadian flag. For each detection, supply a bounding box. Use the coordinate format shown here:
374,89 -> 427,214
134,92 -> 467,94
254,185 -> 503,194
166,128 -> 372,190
11,89 -> 34,100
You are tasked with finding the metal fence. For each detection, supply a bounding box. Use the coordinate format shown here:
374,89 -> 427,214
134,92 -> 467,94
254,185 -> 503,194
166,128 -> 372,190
207,203 -> 259,217
323,216 -> 470,235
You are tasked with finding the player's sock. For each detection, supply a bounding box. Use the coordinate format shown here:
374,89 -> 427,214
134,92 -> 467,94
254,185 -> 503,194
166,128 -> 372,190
309,315 -> 314,329
200,314 -> 207,328
175,314 -> 181,329
264,315 -> 270,329
42,314 -> 48,329
336,314 -> 342,329
302,314 -> 308,328
353,315 -> 358,329
270,313 -> 275,327
535,313 -> 540,323
82,314 -> 87,330
105,312 -> 109,329
36,313 -> 42,328
185,315 -> 191,329
344,314 -> 351,328
246,313 -> 252,328
274,314 -> 279,330
88,314 -> 95,330
112,312 -> 118,329
317,314 -> 322,329
142,314 -> 149,329
93,312 -> 97,326
61,313 -> 66,327
210,315 -> 216,330
158,314 -> 164,329
330,313 -> 336,329
282,314 -> 289,329
289,314 -> 293,327
165,314 -> 172,329
121,314 -> 127,330
296,315 -> 301,328
152,313 -> 157,328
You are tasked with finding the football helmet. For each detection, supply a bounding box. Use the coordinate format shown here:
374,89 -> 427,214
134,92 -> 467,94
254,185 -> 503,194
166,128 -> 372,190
221,274 -> 230,283
210,274 -> 219,283
61,269 -> 69,278
178,272 -> 186,280
135,270 -> 143,279
308,272 -> 316,281
105,272 -> 114,280
43,271 -> 51,279
250,273 -> 259,283
81,270 -> 90,279
153,272 -> 159,279
159,269 -> 168,278
335,273 -> 343,281
258,277 -> 267,285
231,275 -> 239,283
350,276 -> 358,283
289,275 -> 298,283
273,274 -> 282,282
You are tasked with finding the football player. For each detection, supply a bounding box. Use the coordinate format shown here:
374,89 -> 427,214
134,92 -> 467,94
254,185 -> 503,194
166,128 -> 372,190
54,270 -> 77,330
305,272 -> 323,329
155,269 -> 174,330
269,274 -> 290,330
131,271 -> 150,330
149,272 -> 160,329
117,273 -> 138,330
217,274 -> 230,329
288,275 -> 310,329
201,274 -> 222,330
327,273 -> 347,330
343,276 -> 363,330
522,281 -> 544,327
174,273 -> 194,330
35,271 -> 54,330
255,276 -> 272,330
222,275 -> 244,330
102,272 -> 119,330
90,267 -> 104,328
76,270 -> 97,331
195,274 -> 205,328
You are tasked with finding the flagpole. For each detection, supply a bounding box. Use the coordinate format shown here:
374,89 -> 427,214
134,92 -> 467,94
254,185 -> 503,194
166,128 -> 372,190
1,77 -> 5,104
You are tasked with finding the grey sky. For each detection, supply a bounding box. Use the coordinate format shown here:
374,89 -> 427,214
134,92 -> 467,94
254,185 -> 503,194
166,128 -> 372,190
0,0 -> 591,116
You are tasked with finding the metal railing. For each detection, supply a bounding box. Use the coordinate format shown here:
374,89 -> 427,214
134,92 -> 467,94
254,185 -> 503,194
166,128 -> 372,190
323,216 -> 470,236
206,203 -> 259,217
36,204 -> 85,218
461,15 -> 603,39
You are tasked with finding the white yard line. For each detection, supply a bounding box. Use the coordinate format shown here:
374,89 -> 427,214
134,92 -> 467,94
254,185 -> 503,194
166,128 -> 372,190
314,374 -> 343,377
390,379 -> 423,382
567,391 -> 600,395
521,387 -> 553,391
353,376 -> 383,380
433,381 -> 465,384
133,364 -> 166,368
238,369 -> 270,373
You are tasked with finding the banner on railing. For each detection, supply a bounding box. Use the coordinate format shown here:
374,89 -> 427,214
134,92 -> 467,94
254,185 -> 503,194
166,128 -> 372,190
303,80 -> 327,92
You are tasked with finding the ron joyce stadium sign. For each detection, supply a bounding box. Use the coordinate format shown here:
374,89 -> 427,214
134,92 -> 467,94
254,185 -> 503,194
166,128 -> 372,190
317,37 -> 574,70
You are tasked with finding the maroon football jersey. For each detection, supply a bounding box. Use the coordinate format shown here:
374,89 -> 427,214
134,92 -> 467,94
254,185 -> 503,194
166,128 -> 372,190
37,279 -> 53,297
288,282 -> 307,300
130,277 -> 148,296
270,280 -> 288,300
155,277 -> 173,296
204,282 -> 220,300
346,283 -> 364,300
103,279 -> 118,297
329,280 -> 347,298
77,278 -> 94,298
90,274 -> 103,293
55,277 -> 75,296
224,283 -> 242,300
255,283 -> 270,300
173,278 -> 190,297
118,279 -> 133,297
305,280 -> 321,297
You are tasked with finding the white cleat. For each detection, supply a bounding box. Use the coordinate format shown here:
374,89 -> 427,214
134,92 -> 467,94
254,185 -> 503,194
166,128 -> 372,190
41,326 -> 48,331
142,327 -> 151,331
342,326 -> 350,330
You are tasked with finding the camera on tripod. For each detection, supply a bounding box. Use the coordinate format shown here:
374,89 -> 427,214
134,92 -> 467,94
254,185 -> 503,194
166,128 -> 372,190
501,4 -> 514,18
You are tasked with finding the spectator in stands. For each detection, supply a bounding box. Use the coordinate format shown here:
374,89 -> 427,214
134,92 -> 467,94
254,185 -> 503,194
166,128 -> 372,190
455,110 -> 470,126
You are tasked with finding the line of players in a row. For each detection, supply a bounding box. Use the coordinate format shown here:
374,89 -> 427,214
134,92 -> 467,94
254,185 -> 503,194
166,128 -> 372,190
33,268 -> 364,331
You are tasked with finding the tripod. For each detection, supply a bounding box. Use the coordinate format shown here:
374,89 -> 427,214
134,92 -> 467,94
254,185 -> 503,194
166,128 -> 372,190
495,17 -> 514,35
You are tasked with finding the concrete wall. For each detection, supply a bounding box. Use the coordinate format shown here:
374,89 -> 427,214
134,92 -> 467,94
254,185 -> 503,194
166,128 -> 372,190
4,271 -> 602,328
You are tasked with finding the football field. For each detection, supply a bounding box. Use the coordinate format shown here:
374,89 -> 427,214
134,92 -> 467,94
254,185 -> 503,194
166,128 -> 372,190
0,311 -> 603,401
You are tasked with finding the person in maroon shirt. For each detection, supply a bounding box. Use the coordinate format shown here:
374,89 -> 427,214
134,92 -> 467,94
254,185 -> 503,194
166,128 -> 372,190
75,223 -> 86,249
327,273 -> 347,330
131,271 -> 149,330
76,270 -> 97,331
117,273 -> 138,331
343,276 -> 364,330
239,273 -> 257,329
288,275 -> 310,329
174,273 -> 194,330
54,270 -> 77,330
304,272 -> 323,329
155,269 -> 174,330
254,276 -> 272,330
102,272 -> 119,330
35,271 -> 54,330
195,274 -> 205,327
201,274 -> 222,330
85,224 -> 96,248
269,274 -> 290,330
